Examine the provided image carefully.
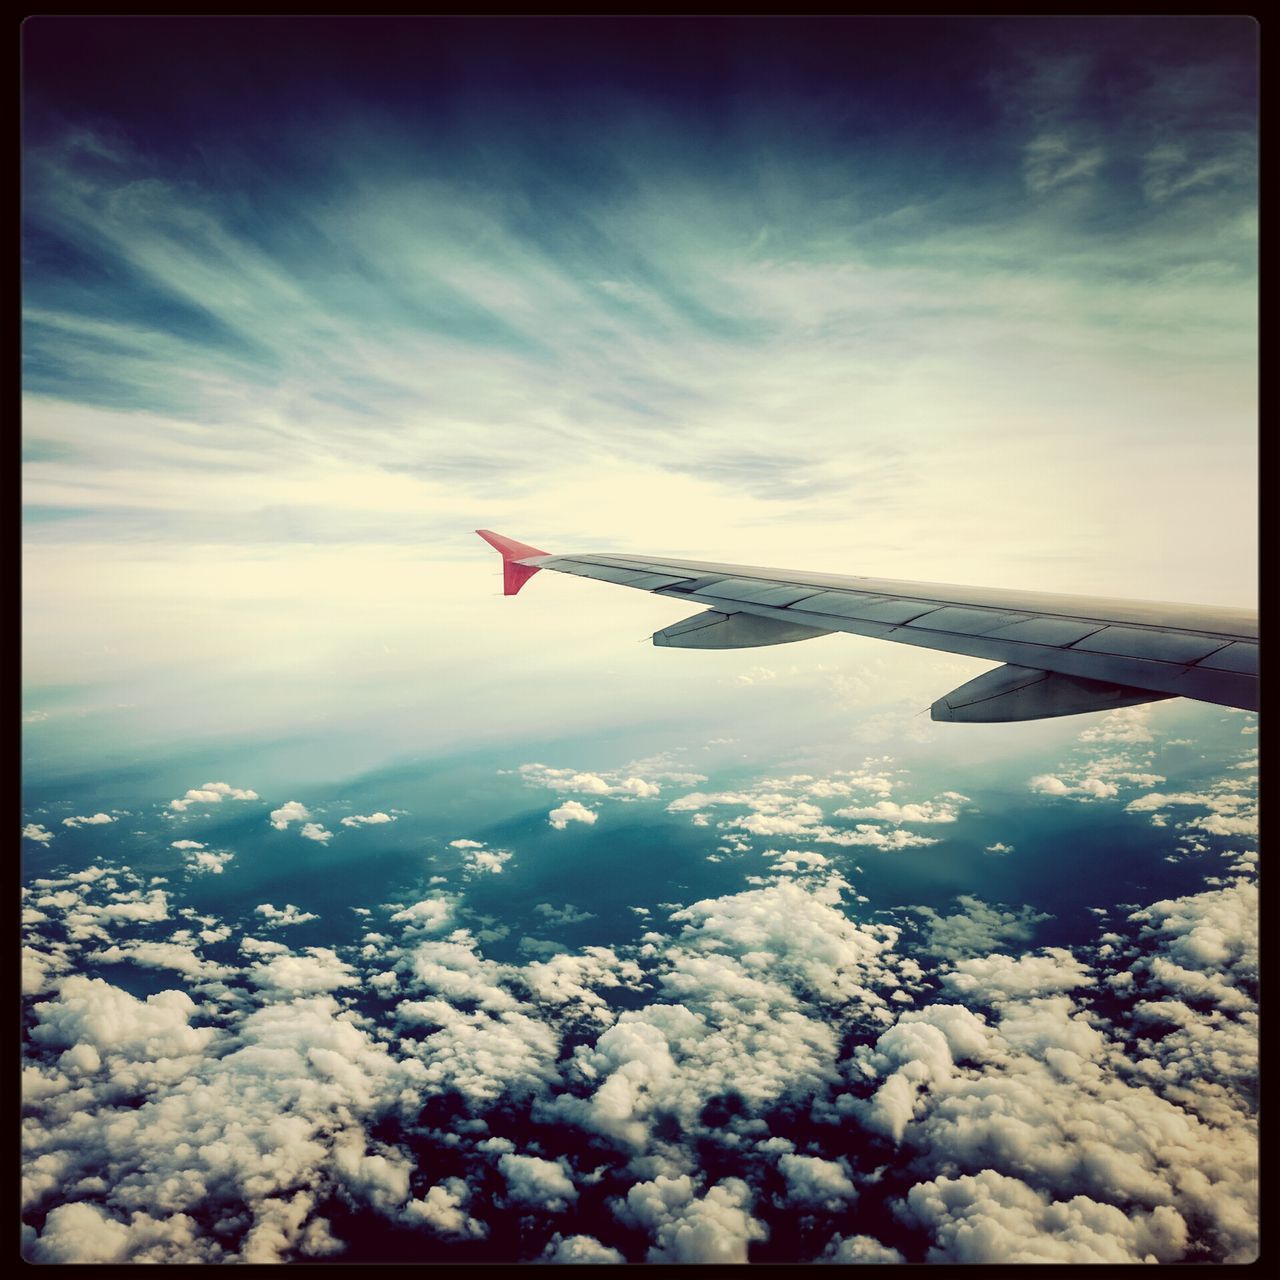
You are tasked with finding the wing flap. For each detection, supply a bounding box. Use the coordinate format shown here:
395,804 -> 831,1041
932,665 -> 1173,723
654,610 -> 834,649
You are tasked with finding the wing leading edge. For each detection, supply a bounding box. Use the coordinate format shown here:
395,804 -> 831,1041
475,531 -> 1257,722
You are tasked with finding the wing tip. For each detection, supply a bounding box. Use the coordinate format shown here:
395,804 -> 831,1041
476,529 -> 550,596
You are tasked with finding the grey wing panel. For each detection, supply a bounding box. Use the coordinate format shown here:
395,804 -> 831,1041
732,595 -> 1256,711
549,553 -> 1258,637
526,552 -> 1258,712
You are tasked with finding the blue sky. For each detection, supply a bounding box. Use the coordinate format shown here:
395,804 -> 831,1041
22,16 -> 1258,764
22,17 -> 1258,1266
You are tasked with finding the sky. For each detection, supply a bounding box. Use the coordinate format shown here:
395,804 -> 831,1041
21,16 -> 1258,1266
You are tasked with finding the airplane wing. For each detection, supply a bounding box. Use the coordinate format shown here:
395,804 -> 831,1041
476,530 -> 1258,723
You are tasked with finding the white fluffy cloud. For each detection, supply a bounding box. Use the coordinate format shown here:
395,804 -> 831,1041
834,794 -> 967,824
447,841 -> 514,875
31,976 -> 217,1061
188,849 -> 234,874
1077,706 -> 1155,744
1028,773 -> 1117,799
541,1233 -> 625,1263
665,768 -> 953,850
340,812 -> 395,827
549,801 -> 597,830
469,848 -> 513,873
269,801 -> 310,830
62,812 -> 115,827
914,897 -> 1052,961
614,1176 -> 768,1263
21,733 -> 1258,1263
499,1154 -> 578,1212
255,902 -> 319,929
389,897 -> 454,932
88,940 -> 236,981
1124,788 -> 1257,838
29,1202 -> 221,1264
249,948 -> 356,994
299,822 -> 333,843
171,782 -> 259,812
24,823 -> 55,844
778,1154 -> 858,1210
401,1179 -> 488,1240
898,1169 -> 1186,1263
170,839 -> 234,874
519,762 -> 664,800
821,1233 -> 905,1264
25,989 -> 413,1261
941,948 -> 1095,1002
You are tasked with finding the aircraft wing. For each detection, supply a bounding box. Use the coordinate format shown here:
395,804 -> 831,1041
476,530 -> 1258,723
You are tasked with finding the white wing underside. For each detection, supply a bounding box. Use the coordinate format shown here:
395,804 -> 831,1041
479,534 -> 1257,722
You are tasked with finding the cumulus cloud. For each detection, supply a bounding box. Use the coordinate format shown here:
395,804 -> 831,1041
499,1154 -> 578,1212
1028,773 -> 1117,799
299,823 -> 334,843
169,838 -> 234,873
821,1233 -> 905,1264
899,1169 -> 1186,1263
665,768 -> 950,850
25,985 -> 414,1261
519,762 -> 664,799
1077,707 -> 1155,744
249,948 -> 356,994
778,1154 -> 858,1210
340,812 -> 395,827
914,897 -> 1053,961
62,812 -> 115,827
941,948 -> 1095,1003
834,794 -> 967,824
1124,788 -> 1257,838
615,1176 -> 768,1264
188,849 -> 234,874
449,842 -> 513,875
401,1179 -> 488,1240
388,896 -> 454,933
255,902 -> 319,929
21,733 -> 1258,1263
23,823 -> 54,844
88,939 -> 236,981
540,1233 -> 625,1263
31,976 -> 217,1061
171,782 -> 259,812
549,801 -> 597,830
29,1202 -> 221,1264
269,801 -> 310,830
823,825 -> 938,850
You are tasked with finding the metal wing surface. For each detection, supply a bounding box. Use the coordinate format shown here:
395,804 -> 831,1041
476,531 -> 1257,723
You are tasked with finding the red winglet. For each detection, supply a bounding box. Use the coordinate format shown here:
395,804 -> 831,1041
476,529 -> 551,596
